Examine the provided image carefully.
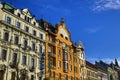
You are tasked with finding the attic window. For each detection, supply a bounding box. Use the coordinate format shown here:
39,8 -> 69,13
24,16 -> 30,22
60,34 -> 63,38
65,37 -> 68,40
33,22 -> 36,26
18,13 -> 20,17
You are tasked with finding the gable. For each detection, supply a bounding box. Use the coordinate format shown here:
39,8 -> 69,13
59,28 -> 69,38
22,8 -> 32,16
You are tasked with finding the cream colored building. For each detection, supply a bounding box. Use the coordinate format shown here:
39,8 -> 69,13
0,3 -> 46,80
77,41 -> 86,80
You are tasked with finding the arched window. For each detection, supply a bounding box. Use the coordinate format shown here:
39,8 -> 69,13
18,13 -> 21,17
60,34 -> 63,38
4,32 -> 9,41
65,37 -> 68,40
110,75 -> 114,80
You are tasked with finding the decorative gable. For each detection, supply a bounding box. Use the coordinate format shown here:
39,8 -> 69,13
22,8 -> 32,16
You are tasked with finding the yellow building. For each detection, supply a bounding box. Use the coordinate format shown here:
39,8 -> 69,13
39,18 -> 80,80
0,3 -> 46,80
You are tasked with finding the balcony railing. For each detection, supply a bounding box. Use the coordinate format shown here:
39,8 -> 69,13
50,65 -> 56,69
48,40 -> 56,45
63,69 -> 68,73
49,52 -> 56,57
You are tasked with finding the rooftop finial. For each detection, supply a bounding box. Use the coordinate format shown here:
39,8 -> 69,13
61,18 -> 65,24
115,58 -> 119,67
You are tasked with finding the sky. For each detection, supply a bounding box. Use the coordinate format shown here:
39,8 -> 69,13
2,0 -> 120,64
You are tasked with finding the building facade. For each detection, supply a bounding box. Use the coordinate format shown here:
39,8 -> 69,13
39,18 -> 80,80
97,68 -> 108,80
77,41 -> 86,80
0,3 -> 46,80
86,61 -> 98,80
95,60 -> 119,80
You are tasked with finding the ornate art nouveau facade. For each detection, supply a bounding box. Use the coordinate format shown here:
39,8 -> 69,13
0,3 -> 46,80
39,19 -> 80,80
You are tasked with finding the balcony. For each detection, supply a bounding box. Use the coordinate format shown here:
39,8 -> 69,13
62,47 -> 68,51
63,69 -> 68,73
50,65 -> 56,69
48,40 -> 56,46
49,52 -> 56,57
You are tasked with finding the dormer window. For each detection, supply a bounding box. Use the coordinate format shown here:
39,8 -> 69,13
24,16 -> 29,22
65,37 -> 68,40
17,13 -> 20,17
60,34 -> 63,38
33,22 -> 36,26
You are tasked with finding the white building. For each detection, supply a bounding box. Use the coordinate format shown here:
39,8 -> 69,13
0,3 -> 46,80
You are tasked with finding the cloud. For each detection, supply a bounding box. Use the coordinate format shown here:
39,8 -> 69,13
85,27 -> 100,34
93,0 -> 120,11
88,57 -> 120,65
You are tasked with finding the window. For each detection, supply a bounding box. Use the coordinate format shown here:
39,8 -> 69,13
70,65 -> 72,71
25,26 -> 29,32
64,75 -> 68,80
58,40 -> 60,45
4,32 -> 9,41
63,52 -> 68,60
58,61 -> 61,68
53,72 -> 55,78
16,21 -> 21,28
25,16 -> 27,21
17,13 -> 20,17
22,55 -> 26,65
39,46 -> 42,53
31,75 -> 34,80
1,49 -> 7,60
33,30 -> 36,36
40,34 -> 43,39
11,72 -> 15,80
24,40 -> 27,48
32,43 -> 35,51
6,16 -> 11,24
25,16 -> 30,22
31,58 -> 35,68
0,70 -> 4,80
14,36 -> 19,45
70,55 -> 72,60
58,73 -> 61,79
58,50 -> 60,56
65,37 -> 68,40
12,53 -> 17,64
33,22 -> 36,26
63,62 -> 68,72
60,34 -> 63,38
